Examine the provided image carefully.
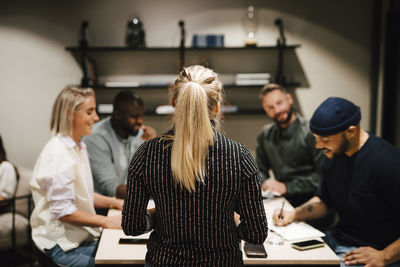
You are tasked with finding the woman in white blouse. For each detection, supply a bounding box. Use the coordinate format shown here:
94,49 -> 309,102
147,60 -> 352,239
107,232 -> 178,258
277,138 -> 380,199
0,135 -> 18,209
30,86 -> 123,267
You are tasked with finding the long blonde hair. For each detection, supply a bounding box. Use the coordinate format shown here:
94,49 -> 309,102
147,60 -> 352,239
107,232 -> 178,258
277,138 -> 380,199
50,86 -> 95,136
168,65 -> 223,192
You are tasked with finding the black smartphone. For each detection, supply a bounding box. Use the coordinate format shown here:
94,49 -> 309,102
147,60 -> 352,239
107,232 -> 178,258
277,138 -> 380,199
118,238 -> 148,244
291,239 -> 325,250
243,242 -> 268,258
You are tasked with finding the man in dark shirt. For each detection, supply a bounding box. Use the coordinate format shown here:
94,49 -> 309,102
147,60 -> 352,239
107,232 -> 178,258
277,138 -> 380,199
273,97 -> 400,267
256,84 -> 323,206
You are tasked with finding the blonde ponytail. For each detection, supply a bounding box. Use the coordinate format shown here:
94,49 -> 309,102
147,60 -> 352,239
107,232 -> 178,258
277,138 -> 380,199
168,65 -> 223,192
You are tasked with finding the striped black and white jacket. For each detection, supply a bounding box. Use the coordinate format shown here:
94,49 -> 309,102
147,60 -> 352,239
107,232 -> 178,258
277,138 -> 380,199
122,129 -> 268,267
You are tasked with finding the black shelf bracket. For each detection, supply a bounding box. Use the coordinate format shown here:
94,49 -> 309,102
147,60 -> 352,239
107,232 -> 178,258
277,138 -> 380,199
275,18 -> 287,85
179,20 -> 185,71
79,20 -> 90,87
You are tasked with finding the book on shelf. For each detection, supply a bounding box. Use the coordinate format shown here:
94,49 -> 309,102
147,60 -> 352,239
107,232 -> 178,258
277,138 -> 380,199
221,105 -> 238,114
87,58 -> 97,86
98,104 -> 113,114
82,57 -> 97,86
155,105 -> 175,115
100,74 -> 176,88
235,72 -> 270,86
235,73 -> 271,80
104,81 -> 140,87
192,34 -> 224,48
235,79 -> 269,86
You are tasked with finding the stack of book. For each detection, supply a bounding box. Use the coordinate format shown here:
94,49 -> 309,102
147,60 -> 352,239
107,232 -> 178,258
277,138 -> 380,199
235,73 -> 271,86
99,74 -> 177,87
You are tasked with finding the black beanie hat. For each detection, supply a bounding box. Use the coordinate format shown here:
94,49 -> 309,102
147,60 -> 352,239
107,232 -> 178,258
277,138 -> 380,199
310,97 -> 361,136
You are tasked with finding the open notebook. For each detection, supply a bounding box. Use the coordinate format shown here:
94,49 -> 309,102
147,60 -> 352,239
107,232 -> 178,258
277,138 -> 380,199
268,221 -> 325,241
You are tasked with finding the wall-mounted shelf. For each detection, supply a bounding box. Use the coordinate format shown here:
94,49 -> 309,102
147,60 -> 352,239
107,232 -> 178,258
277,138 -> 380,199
66,45 -> 306,115
66,45 -> 301,52
89,82 -> 300,90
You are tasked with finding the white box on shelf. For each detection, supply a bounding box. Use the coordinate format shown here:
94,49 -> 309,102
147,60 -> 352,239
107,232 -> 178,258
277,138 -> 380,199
235,73 -> 271,80
235,79 -> 269,86
98,104 -> 113,114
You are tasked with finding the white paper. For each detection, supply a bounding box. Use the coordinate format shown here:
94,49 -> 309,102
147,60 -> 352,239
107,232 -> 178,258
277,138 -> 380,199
147,199 -> 155,209
261,190 -> 281,199
268,221 -> 325,241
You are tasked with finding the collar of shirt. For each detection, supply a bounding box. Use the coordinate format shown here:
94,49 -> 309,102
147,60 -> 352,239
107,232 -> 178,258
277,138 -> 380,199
279,116 -> 300,139
57,133 -> 86,150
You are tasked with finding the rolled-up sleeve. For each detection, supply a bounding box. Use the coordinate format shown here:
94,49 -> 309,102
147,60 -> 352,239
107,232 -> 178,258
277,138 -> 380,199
37,174 -> 77,219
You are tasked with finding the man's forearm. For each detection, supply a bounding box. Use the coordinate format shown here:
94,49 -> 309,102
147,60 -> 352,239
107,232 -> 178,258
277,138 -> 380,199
294,196 -> 330,221
94,192 -> 122,209
60,209 -> 107,227
383,238 -> 400,265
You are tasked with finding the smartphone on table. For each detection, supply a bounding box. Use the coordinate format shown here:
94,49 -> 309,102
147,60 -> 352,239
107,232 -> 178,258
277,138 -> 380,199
291,239 -> 325,250
118,238 -> 148,244
243,242 -> 268,258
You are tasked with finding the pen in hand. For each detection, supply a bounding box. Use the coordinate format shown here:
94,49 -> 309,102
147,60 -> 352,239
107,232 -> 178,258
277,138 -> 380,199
278,200 -> 285,221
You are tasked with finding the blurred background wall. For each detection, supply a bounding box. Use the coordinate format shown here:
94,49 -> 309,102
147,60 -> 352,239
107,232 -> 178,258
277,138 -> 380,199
1,0 -> 391,168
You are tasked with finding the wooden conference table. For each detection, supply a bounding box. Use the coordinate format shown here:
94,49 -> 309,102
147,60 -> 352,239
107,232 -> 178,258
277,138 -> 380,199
95,197 -> 340,266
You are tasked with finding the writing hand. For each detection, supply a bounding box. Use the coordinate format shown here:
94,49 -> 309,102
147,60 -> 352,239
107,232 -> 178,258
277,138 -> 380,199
272,208 -> 294,226
342,246 -> 386,267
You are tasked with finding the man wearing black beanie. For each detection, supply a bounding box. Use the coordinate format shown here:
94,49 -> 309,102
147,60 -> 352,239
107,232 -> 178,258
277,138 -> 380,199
272,97 -> 400,267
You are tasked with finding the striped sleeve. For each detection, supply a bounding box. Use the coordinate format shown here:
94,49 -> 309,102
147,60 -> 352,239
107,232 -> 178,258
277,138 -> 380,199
237,145 -> 268,244
121,142 -> 150,236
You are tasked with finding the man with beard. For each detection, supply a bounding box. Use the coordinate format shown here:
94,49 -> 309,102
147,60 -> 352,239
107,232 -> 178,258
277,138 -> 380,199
256,84 -> 323,206
84,90 -> 157,199
273,97 -> 400,267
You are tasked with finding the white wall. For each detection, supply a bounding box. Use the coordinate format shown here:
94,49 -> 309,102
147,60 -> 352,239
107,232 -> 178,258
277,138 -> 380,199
0,0 -> 373,168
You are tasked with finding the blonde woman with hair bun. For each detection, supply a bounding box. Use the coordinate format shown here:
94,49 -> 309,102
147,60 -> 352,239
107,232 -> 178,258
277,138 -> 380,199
122,65 -> 268,267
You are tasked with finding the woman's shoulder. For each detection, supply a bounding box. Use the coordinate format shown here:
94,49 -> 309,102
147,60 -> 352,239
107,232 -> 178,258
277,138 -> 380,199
151,133 -> 173,144
32,136 -> 77,181
214,131 -> 250,153
37,135 -> 75,163
0,161 -> 16,179
136,135 -> 171,153
40,135 -> 61,152
0,161 -> 14,171
48,135 -> 73,148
